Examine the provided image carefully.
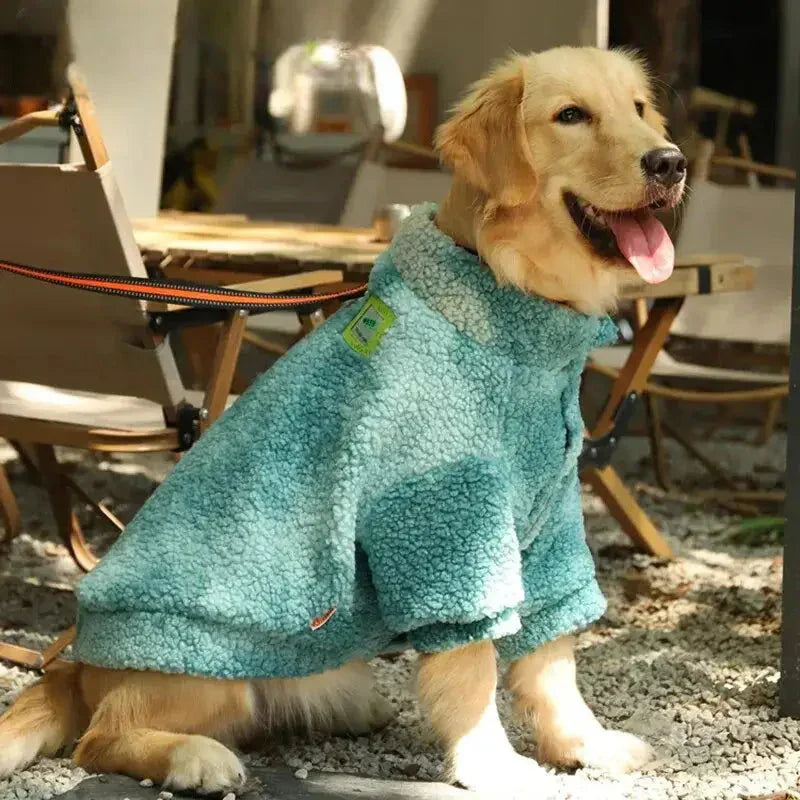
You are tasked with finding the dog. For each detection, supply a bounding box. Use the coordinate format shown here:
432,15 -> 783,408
0,46 -> 685,798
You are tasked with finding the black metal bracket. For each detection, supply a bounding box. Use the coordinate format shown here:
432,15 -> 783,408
174,404 -> 202,452
147,292 -> 334,336
579,391 -> 639,470
150,307 -> 234,335
57,95 -> 82,136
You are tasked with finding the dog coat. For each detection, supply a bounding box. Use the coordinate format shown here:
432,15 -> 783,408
74,204 -> 618,679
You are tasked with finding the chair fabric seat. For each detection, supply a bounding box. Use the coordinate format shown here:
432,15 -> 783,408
0,381 -> 233,431
590,346 -> 787,385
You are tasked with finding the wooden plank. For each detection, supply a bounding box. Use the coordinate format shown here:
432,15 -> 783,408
689,86 -> 757,117
674,252 -> 752,266
201,311 -> 248,430
0,463 -> 20,542
711,155 -> 796,181
137,235 -> 381,267
0,414 -> 178,452
0,641 -> 44,669
618,260 -> 755,300
67,64 -> 110,171
0,109 -> 60,146
41,626 -> 77,667
134,214 -> 379,241
161,265 -> 274,285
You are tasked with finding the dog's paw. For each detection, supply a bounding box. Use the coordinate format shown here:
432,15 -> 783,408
165,736 -> 246,795
0,734 -> 40,778
539,728 -> 652,774
453,751 -> 555,799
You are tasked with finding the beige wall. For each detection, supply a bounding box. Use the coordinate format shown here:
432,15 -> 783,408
409,0 -> 606,120
68,0 -> 179,218
261,0 -> 606,123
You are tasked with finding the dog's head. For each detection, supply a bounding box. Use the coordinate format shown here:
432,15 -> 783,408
435,47 -> 686,314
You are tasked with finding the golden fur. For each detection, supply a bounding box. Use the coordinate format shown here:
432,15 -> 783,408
0,47 -> 681,795
436,46 -> 681,314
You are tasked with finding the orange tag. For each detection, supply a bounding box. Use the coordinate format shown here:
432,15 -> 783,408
310,607 -> 337,631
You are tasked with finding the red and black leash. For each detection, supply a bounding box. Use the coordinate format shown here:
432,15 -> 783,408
0,259 -> 368,311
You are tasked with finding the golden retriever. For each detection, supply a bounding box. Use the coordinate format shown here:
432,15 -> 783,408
0,46 -> 685,797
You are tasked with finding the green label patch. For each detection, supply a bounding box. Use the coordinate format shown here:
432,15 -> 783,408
343,294 -> 395,357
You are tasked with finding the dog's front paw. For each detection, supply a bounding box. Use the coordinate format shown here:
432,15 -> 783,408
166,735 -> 246,795
453,751 -> 555,799
538,727 -> 652,774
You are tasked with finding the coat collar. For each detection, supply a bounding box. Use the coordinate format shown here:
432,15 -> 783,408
373,203 -> 617,368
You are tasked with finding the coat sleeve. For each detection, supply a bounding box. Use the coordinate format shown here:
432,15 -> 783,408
358,456 -> 525,636
495,469 -> 607,661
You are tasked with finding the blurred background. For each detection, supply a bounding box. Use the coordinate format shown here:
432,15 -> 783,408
0,0 -> 793,218
1,5 -> 799,798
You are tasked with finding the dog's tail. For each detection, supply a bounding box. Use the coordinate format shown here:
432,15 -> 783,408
0,661 -> 85,777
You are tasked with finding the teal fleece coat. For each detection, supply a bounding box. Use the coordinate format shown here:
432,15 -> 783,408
74,204 -> 618,679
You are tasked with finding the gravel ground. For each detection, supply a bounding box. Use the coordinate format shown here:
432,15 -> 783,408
0,430 -> 796,800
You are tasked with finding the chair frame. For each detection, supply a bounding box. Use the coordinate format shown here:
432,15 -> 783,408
0,69 -> 343,670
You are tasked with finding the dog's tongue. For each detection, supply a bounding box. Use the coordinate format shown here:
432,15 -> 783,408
607,211 -> 674,284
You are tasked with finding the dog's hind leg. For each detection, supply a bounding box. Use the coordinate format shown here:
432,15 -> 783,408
0,661 -> 86,778
73,667 -> 255,793
507,635 -> 652,774
256,659 -> 394,736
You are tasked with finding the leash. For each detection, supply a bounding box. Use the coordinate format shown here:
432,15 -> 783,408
0,259 -> 368,311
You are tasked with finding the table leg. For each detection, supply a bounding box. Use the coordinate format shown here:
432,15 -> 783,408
584,297 -> 684,557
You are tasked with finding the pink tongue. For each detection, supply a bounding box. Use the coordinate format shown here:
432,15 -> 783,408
607,212 -> 674,284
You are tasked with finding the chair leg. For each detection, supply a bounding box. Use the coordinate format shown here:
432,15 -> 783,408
33,444 -> 98,572
0,624 -> 76,671
0,461 -> 20,543
584,465 -> 674,559
10,439 -> 39,480
645,395 -> 673,491
759,397 -> 783,445
0,449 -> 78,668
661,421 -> 739,490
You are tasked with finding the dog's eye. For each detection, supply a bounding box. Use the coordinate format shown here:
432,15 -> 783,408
635,101 -> 645,118
555,106 -> 589,124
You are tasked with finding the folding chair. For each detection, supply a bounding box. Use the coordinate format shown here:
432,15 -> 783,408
588,172 -> 793,487
0,70 -> 345,669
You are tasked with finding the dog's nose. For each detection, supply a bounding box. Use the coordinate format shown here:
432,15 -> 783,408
641,148 -> 687,186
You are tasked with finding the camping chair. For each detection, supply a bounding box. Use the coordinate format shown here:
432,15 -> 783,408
0,70 -> 346,670
588,165 -> 793,488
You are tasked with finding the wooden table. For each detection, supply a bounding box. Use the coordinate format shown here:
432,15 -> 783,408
133,213 -> 756,557
134,212 -> 384,283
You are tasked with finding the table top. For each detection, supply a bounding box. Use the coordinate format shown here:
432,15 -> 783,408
133,212 -> 756,300
134,213 -> 383,273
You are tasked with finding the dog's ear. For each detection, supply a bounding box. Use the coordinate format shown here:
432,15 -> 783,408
435,59 -> 536,207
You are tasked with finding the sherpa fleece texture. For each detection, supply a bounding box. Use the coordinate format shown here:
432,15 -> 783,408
74,204 -> 618,679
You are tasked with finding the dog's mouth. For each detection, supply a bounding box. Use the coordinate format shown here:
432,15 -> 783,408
564,191 -> 679,284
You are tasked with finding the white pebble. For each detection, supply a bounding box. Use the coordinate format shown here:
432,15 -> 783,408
139,778 -> 154,787
294,768 -> 309,780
